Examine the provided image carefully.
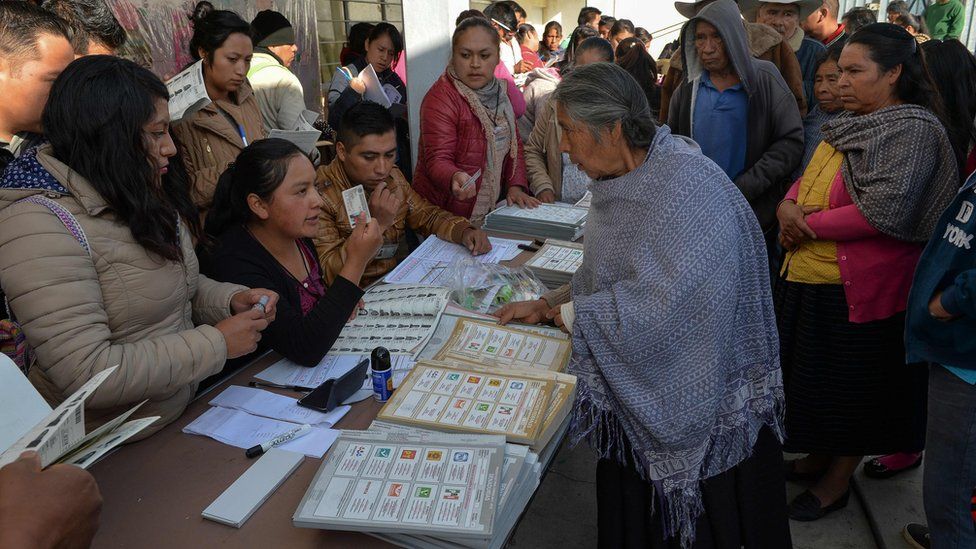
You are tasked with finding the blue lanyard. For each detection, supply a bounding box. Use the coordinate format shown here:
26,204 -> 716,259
237,123 -> 248,147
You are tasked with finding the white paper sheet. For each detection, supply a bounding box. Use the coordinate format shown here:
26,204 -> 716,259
183,407 -> 340,458
0,355 -> 51,454
210,386 -> 350,427
383,236 -> 530,285
360,63 -> 392,108
268,129 -> 322,154
165,60 -> 209,121
254,354 -> 373,389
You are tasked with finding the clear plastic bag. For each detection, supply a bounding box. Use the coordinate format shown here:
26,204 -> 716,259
448,259 -> 548,314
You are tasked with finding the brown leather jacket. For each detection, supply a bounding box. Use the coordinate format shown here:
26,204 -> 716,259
314,159 -> 472,286
659,21 -> 806,123
171,81 -> 266,218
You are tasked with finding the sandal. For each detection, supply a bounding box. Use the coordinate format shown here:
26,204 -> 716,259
863,452 -> 923,479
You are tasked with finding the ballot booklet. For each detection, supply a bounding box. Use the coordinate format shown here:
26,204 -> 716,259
332,284 -> 451,356
375,360 -> 575,451
165,60 -> 209,121
0,363 -> 159,469
482,203 -> 587,241
432,318 -> 572,373
523,239 -> 584,289
293,430 -> 506,543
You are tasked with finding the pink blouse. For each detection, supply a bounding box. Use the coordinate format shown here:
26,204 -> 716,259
297,241 -> 326,315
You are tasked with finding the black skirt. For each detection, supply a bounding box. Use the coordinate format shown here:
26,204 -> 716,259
596,427 -> 792,549
774,278 -> 927,455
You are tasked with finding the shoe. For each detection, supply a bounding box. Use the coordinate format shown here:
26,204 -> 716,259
783,459 -> 827,482
902,523 -> 931,549
788,489 -> 850,521
863,452 -> 923,479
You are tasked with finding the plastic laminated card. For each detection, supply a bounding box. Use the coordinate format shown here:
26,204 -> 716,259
293,430 -> 506,542
432,318 -> 572,372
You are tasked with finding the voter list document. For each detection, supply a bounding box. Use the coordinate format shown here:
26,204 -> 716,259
293,430 -> 505,542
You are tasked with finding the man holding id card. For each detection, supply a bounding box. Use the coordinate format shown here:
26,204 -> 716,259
314,102 -> 492,286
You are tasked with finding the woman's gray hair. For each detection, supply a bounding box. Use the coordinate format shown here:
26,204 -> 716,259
552,62 -> 656,148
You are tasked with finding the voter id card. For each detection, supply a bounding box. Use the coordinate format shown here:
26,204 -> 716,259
342,185 -> 371,228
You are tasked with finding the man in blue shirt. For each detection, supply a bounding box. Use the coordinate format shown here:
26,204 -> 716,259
668,0 -> 804,266
742,0 -> 825,108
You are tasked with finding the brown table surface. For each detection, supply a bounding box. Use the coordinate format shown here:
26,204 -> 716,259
90,240 -> 546,548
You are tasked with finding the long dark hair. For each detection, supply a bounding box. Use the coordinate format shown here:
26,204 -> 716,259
188,1 -> 251,61
205,139 -> 306,239
541,21 -> 562,55
922,39 -> 976,176
366,22 -> 404,69
557,25 -> 599,72
43,56 -> 200,261
846,24 -> 945,119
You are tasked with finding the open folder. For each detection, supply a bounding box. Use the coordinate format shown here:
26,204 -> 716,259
0,357 -> 158,469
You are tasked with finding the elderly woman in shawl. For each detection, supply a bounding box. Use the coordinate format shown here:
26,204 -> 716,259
775,24 -> 958,522
495,62 -> 789,548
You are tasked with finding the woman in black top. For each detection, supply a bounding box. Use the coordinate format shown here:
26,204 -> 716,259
205,139 -> 383,366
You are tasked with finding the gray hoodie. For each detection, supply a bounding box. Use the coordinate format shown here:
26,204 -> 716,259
668,0 -> 803,234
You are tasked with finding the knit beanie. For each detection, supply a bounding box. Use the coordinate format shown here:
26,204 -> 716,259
251,10 -> 295,47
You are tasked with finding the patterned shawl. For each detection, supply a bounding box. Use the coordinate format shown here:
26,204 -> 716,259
569,126 -> 784,547
822,104 -> 959,242
446,66 -> 518,224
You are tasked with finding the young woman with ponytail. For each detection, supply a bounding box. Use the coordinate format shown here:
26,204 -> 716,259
204,139 -> 383,367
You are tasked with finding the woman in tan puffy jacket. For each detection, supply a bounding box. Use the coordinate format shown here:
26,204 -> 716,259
0,57 -> 278,438
171,3 -> 266,220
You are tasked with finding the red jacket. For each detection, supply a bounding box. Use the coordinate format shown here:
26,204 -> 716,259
413,72 -> 529,219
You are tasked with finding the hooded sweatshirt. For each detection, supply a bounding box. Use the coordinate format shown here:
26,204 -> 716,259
668,0 -> 803,233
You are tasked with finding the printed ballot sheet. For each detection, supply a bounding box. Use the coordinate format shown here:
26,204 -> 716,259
293,430 -> 505,541
376,362 -> 553,447
332,285 -> 451,356
383,236 -> 529,286
165,60 -> 209,121
268,129 -> 321,154
524,240 -> 584,275
433,319 -> 572,372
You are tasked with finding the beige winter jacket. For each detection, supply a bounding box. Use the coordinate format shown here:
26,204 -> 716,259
524,99 -> 563,199
0,145 -> 247,438
170,81 -> 267,220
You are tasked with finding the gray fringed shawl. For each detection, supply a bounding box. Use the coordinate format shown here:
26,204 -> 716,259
568,126 -> 784,547
822,104 -> 959,242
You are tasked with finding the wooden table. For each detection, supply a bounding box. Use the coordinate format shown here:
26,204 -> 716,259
89,241 -> 551,548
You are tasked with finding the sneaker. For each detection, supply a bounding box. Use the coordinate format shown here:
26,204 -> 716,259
903,523 -> 931,549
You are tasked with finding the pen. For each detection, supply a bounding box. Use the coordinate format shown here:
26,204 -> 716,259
252,295 -> 270,313
246,424 -> 312,458
248,380 -> 314,392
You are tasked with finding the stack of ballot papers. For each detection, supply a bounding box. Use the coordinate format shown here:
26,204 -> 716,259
0,359 -> 158,469
482,203 -> 587,241
332,284 -> 451,356
293,429 -> 510,548
383,236 -> 529,286
375,361 -> 576,452
365,422 -> 543,549
431,318 -> 572,373
182,385 -> 347,458
523,239 -> 585,289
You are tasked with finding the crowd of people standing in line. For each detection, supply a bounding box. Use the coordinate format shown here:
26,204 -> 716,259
0,0 -> 975,548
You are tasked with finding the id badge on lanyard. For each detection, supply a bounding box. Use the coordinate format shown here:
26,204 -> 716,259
375,241 -> 399,260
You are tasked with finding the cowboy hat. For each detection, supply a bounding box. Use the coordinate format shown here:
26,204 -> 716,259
674,0 -> 714,19
739,0 -> 821,22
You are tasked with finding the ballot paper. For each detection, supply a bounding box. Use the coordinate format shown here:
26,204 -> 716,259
183,407 -> 340,458
376,361 -> 553,447
60,417 -> 159,468
433,318 -> 572,372
523,239 -> 585,289
482,203 -> 587,241
417,314 -> 567,363
209,385 -> 350,426
342,184 -> 371,227
0,365 -> 158,469
268,129 -> 322,154
0,354 -> 51,453
293,430 -> 506,543
384,236 -> 529,285
360,63 -> 393,108
165,60 -> 209,121
256,353 -> 415,391
299,109 -> 321,130
331,284 -> 451,356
